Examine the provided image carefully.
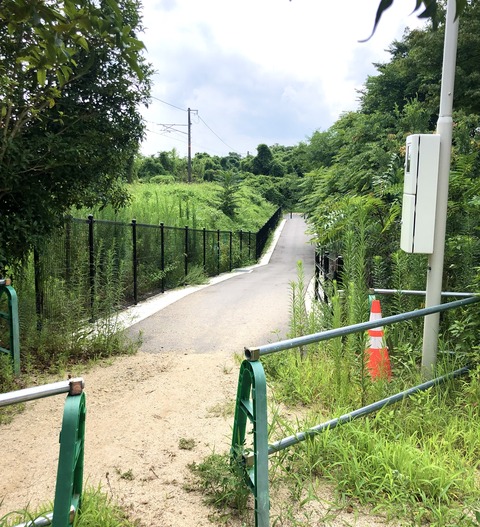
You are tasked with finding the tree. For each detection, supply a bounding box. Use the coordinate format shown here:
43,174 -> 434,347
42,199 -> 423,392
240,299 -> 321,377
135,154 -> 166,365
361,1 -> 480,119
252,144 -> 274,175
138,155 -> 166,180
0,0 -> 151,267
215,171 -> 242,218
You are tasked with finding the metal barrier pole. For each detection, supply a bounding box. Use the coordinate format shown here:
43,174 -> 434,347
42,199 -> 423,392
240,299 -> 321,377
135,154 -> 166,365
235,294 -> 479,525
1,379 -> 85,527
132,219 -> 138,305
231,360 -> 269,527
52,390 -> 86,527
0,279 -> 21,376
267,366 -> 469,455
246,296 -> 480,360
371,288 -> 477,298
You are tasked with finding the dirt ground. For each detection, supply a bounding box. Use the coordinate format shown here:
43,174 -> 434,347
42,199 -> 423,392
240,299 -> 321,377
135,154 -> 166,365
0,346 -> 401,527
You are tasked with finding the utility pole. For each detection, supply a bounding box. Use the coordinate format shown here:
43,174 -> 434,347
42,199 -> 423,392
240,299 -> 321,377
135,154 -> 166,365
421,0 -> 459,378
187,108 -> 198,183
187,108 -> 192,183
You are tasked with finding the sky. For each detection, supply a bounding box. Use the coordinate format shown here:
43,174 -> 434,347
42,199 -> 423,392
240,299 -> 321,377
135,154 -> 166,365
139,0 -> 426,159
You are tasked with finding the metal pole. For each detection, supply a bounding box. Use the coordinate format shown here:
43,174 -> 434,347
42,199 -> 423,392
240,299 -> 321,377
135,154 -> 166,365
246,295 -> 479,360
160,223 -> 165,293
88,215 -> 95,320
0,378 -> 84,408
187,108 -> 192,183
132,219 -> 138,305
422,0 -> 459,378
217,229 -> 220,274
372,288 -> 476,298
239,230 -> 243,263
184,225 -> 189,278
267,366 -> 469,455
33,246 -> 43,330
202,228 -> 206,272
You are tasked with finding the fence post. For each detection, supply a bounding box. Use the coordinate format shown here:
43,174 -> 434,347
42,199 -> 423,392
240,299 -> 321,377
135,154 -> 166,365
248,232 -> 251,259
65,217 -> 71,286
229,231 -> 233,272
160,223 -> 165,293
335,255 -> 344,287
239,230 -> 243,264
184,226 -> 189,279
202,228 -> 206,272
314,250 -> 320,301
217,230 -> 220,275
322,251 -> 329,281
132,219 -> 138,305
33,246 -> 44,330
87,215 -> 95,321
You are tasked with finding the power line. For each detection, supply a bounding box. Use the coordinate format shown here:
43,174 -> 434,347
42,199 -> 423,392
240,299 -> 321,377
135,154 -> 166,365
145,128 -> 188,146
147,97 -> 244,155
150,96 -> 186,112
197,114 -> 238,153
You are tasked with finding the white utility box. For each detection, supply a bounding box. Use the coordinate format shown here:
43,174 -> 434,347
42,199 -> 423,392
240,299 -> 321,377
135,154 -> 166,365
400,134 -> 441,254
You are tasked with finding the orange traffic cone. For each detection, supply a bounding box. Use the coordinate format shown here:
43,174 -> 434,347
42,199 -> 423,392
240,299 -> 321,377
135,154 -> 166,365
365,299 -> 391,380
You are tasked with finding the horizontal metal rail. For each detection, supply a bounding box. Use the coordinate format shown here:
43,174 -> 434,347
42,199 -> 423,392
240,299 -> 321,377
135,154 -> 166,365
0,378 -> 84,408
13,506 -> 75,527
245,295 -> 480,360
266,366 -> 469,455
371,288 -> 478,298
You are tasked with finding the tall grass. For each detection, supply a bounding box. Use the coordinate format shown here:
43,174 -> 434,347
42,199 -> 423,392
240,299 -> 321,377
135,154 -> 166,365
76,181 -> 276,232
260,216 -> 480,526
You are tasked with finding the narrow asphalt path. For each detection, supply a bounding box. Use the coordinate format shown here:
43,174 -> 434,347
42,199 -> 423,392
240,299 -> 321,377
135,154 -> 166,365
129,213 -> 315,355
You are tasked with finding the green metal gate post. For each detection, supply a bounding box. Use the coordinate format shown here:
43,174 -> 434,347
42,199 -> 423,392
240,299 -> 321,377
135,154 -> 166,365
231,359 -> 269,527
52,381 -> 86,527
0,279 -> 20,376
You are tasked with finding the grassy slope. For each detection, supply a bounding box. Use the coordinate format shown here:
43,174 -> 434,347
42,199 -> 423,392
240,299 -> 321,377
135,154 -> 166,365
75,182 -> 277,233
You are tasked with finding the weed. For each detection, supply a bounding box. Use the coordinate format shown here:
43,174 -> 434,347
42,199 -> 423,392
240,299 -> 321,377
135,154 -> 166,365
186,452 -> 251,519
207,400 -> 235,419
260,218 -> 480,527
116,468 -> 134,481
184,265 -> 208,286
178,437 -> 196,450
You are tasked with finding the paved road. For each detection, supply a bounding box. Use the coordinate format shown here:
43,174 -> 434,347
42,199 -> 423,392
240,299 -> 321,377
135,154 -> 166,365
129,213 -> 315,355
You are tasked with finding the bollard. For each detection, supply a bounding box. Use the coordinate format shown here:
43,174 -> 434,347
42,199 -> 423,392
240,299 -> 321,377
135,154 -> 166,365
1,378 -> 86,527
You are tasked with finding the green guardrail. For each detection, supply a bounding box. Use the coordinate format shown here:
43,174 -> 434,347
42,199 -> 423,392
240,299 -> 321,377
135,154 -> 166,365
0,279 -> 20,376
0,378 -> 86,527
231,295 -> 480,527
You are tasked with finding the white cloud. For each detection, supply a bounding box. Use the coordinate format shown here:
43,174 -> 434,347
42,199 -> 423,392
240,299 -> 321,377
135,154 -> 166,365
139,0 -> 426,157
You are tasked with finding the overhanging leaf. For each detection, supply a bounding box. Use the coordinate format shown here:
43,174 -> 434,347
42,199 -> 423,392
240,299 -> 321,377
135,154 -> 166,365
359,0 -> 394,42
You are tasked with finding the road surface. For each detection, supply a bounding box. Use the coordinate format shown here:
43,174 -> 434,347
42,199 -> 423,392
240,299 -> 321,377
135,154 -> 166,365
129,213 -> 315,355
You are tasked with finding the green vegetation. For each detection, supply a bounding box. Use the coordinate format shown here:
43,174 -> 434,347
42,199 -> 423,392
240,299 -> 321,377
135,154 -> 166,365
261,259 -> 480,526
1,0 -> 151,269
0,487 -> 139,527
78,181 -> 276,233
187,452 -> 251,524
1,1 -> 479,526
